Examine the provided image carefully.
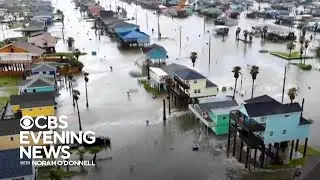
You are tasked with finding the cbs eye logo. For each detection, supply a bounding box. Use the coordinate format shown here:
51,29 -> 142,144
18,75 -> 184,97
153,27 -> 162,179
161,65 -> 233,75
20,116 -> 34,130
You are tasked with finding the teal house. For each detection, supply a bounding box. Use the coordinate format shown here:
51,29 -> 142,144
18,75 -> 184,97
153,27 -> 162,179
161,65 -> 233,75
227,95 -> 312,169
30,62 -> 57,76
189,97 -> 238,135
142,44 -> 168,67
111,22 -> 139,34
19,74 -> 56,94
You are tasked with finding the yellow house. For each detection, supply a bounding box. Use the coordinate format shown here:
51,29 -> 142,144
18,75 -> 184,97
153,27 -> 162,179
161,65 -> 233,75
10,92 -> 56,117
0,119 -> 46,151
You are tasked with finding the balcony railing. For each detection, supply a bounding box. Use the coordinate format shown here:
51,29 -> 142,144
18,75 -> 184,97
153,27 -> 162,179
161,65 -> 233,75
230,110 -> 265,132
173,76 -> 190,89
170,86 -> 189,98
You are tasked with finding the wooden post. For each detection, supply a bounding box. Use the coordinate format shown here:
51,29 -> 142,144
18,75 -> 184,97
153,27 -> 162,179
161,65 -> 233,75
253,148 -> 257,170
303,138 -> 308,157
245,146 -> 250,168
163,99 -> 166,121
295,139 -> 299,152
239,140 -> 243,162
281,66 -> 287,103
232,124 -> 237,156
227,119 -> 231,158
261,145 -> 265,168
290,140 -> 294,160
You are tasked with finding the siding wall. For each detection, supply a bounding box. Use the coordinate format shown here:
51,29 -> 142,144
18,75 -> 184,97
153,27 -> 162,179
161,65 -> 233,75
24,86 -> 55,93
21,106 -> 55,117
0,133 -> 44,151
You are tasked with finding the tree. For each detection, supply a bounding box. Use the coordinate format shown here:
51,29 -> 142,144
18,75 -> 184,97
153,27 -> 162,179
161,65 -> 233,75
66,37 -> 75,48
287,42 -> 296,57
73,89 -> 82,131
304,40 -> 310,64
236,27 -> 241,40
250,65 -> 259,98
190,52 -> 198,67
73,49 -> 81,60
89,146 -> 102,167
84,72 -> 89,108
49,167 -> 63,180
232,66 -> 241,100
288,87 -> 298,103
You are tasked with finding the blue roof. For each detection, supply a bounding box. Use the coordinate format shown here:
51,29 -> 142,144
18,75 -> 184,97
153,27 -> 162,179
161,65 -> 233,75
174,69 -> 206,80
119,30 -> 150,40
0,149 -> 33,179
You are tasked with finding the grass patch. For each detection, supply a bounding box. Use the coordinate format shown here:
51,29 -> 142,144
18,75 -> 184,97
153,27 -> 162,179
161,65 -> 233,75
45,52 -> 87,57
0,77 -> 20,106
270,51 -> 313,60
8,22 -> 24,29
0,77 -> 20,87
268,146 -> 320,170
298,145 -> 320,156
141,81 -> 160,95
291,63 -> 312,70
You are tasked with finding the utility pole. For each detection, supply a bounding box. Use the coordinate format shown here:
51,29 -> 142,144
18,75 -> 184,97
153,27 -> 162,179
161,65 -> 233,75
208,36 -> 211,65
179,26 -> 182,51
203,16 -> 206,34
281,66 -> 287,103
157,10 -> 161,39
146,12 -> 148,29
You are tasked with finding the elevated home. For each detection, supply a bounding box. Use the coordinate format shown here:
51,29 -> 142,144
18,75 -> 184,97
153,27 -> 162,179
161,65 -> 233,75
0,42 -> 45,72
227,95 -> 312,169
88,4 -> 104,17
0,149 -> 35,180
28,32 -> 57,53
161,63 -> 188,77
142,44 -> 168,67
19,75 -> 56,94
117,30 -> 150,48
22,20 -> 47,36
149,67 -> 170,91
171,68 -> 218,108
109,22 -> 139,35
189,97 -> 239,135
28,62 -> 58,76
0,118 -> 47,150
98,10 -> 117,31
10,92 -> 56,117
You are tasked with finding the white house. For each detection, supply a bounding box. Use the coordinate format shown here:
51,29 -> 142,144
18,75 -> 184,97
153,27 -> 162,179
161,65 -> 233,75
149,67 -> 169,91
174,68 -> 218,98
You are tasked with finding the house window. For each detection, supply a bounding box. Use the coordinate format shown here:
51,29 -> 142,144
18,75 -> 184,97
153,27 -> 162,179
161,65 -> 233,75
223,116 -> 226,120
194,89 -> 197,93
10,137 -> 13,141
197,89 -> 200,93
29,109 -> 32,111
33,89 -> 36,92
43,71 -> 46,74
194,80 -> 197,83
43,42 -> 48,46
284,115 -> 290,117
260,116 -> 267,123
270,131 -> 274,136
283,129 -> 287,134
186,81 -> 189,84
24,89 -> 27,93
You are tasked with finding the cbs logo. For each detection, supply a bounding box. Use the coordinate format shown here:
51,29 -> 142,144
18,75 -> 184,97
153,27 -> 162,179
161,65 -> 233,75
20,116 -> 68,130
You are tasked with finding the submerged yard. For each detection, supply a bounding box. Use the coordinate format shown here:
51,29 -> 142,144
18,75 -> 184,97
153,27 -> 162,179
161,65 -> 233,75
0,77 -> 20,106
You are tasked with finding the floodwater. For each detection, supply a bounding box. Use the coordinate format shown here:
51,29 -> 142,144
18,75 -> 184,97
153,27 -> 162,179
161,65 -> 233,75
2,0 -> 320,179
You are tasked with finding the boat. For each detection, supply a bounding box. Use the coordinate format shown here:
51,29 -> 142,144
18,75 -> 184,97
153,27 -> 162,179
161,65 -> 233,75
213,25 -> 229,36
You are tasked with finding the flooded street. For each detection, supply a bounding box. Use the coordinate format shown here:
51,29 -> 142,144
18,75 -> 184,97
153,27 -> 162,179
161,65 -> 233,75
5,0 -> 319,179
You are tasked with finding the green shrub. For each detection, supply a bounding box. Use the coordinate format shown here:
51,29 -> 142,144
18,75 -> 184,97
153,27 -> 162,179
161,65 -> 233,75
221,86 -> 227,92
298,64 -> 312,70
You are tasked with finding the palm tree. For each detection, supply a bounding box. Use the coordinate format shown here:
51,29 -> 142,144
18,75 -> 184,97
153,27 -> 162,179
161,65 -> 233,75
73,89 -> 82,131
66,37 -> 75,48
287,42 -> 296,57
288,87 -> 298,103
89,146 -> 102,167
73,49 -> 81,60
190,52 -> 198,67
232,66 -> 241,100
250,65 -> 259,98
84,72 -> 89,108
49,167 -> 63,180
